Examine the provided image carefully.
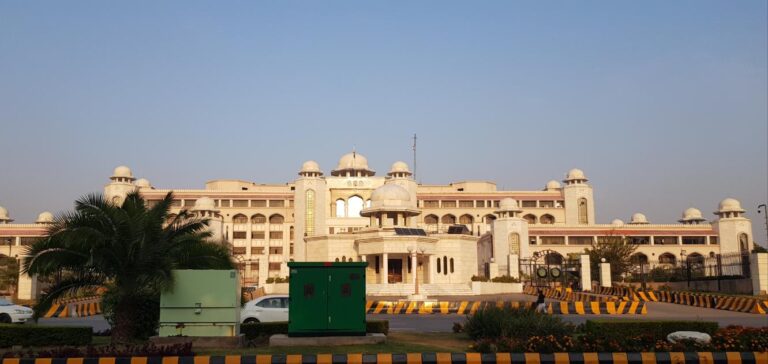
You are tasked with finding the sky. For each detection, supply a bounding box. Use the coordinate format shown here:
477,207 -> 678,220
0,1 -> 766,244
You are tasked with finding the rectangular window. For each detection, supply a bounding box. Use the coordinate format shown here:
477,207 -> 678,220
220,200 -> 231,208
252,200 -> 267,207
569,236 -> 593,245
268,263 -> 281,271
232,200 -> 248,207
171,200 -> 182,207
252,247 -> 265,255
441,200 -> 456,208
521,201 -> 537,208
269,247 -> 283,254
375,256 -> 380,274
556,201 -> 565,208
183,199 -> 196,207
424,201 -> 439,208
493,201 -> 500,208
270,231 -> 283,239
20,237 -> 40,246
682,236 -> 706,245
232,247 -> 246,255
249,263 -> 259,270
252,231 -> 265,239
233,231 -> 247,239
710,236 -> 719,245
269,200 -> 285,208
475,200 -> 486,208
655,236 -> 678,245
540,236 -> 565,245
630,236 -> 651,245
539,201 -> 554,208
529,236 -> 537,245
459,200 -> 474,208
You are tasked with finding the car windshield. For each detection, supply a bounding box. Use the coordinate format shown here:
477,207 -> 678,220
0,299 -> 12,306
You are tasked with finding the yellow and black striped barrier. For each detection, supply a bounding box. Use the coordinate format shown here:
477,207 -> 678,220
524,286 -> 619,303
43,296 -> 102,318
365,300 -> 646,315
588,286 -> 768,315
1,352 -> 765,364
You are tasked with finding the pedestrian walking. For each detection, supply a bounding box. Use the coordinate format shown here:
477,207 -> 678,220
535,289 -> 547,313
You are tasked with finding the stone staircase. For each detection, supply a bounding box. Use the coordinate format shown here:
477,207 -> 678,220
367,283 -> 474,297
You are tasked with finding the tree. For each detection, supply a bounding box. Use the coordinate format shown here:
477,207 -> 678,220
584,234 -> 638,282
23,191 -> 233,342
0,256 -> 19,298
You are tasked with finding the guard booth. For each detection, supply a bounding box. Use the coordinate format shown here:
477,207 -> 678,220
287,262 -> 366,337
158,270 -> 241,337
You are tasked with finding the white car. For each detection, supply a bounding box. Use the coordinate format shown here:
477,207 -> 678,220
0,298 -> 34,323
240,295 -> 289,323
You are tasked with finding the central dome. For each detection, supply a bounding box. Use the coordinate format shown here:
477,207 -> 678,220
331,152 -> 375,176
370,184 -> 410,203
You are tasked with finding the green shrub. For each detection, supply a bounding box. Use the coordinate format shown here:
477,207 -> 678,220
464,306 -> 574,341
240,320 -> 389,339
0,324 -> 92,347
582,320 -> 718,342
471,275 -> 489,282
490,275 -> 520,283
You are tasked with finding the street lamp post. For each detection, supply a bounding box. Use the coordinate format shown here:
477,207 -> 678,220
407,246 -> 427,301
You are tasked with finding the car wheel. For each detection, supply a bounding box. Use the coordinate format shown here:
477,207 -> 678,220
243,318 -> 259,324
0,314 -> 11,324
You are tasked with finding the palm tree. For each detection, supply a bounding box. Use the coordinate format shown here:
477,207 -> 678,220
23,191 -> 233,342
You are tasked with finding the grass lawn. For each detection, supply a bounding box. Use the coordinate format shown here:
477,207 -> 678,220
199,332 -> 473,355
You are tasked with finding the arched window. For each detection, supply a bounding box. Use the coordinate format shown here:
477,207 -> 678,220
251,214 -> 266,224
509,233 -> 520,255
540,214 -> 555,224
443,256 -> 448,275
233,214 -> 248,224
523,214 -> 537,224
738,233 -> 749,252
459,214 -> 473,225
269,214 -> 284,224
450,258 -> 454,273
424,215 -> 438,224
335,199 -> 346,218
348,196 -> 364,217
659,253 -> 676,265
335,258 -> 340,262
630,253 -> 648,265
342,255 -> 346,262
441,214 -> 456,225
544,252 -> 563,265
578,198 -> 588,224
687,253 -> 704,265
437,259 -> 441,273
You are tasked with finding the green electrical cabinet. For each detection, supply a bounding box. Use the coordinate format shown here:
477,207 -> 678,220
158,270 -> 241,337
288,262 -> 366,337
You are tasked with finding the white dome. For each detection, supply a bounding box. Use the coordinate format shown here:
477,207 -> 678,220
332,152 -> 374,175
611,219 -> 624,226
362,184 -> 418,216
499,198 -> 519,210
545,180 -> 561,190
718,198 -> 744,213
682,207 -> 703,220
565,168 -> 587,181
193,197 -> 216,211
300,160 -> 322,174
388,161 -> 411,175
112,165 -> 134,178
630,213 -> 649,224
0,206 -> 9,220
370,184 -> 410,202
36,211 -> 54,224
135,178 -> 152,188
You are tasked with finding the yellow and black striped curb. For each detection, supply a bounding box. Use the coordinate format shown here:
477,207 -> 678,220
365,300 -> 646,315
43,297 -> 103,318
590,285 -> 768,315
1,352 -> 766,364
524,286 -> 619,303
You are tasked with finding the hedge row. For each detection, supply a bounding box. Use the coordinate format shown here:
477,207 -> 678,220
240,320 -> 389,339
582,320 -> 719,340
0,324 -> 92,348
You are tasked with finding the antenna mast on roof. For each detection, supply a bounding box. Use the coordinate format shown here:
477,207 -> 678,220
412,134 -> 417,182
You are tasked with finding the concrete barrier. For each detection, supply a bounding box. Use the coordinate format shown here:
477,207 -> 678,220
365,300 -> 646,315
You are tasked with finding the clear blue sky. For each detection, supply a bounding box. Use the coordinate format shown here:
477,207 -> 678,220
1,1 -> 766,244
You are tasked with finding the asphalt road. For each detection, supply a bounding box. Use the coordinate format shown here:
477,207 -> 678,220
36,301 -> 767,333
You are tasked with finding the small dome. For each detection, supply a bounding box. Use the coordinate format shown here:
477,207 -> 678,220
388,161 -> 412,175
496,198 -> 523,214
0,206 -> 10,220
545,180 -> 561,190
565,168 -> 587,181
332,151 -> 374,176
718,198 -> 744,213
36,211 -> 54,224
370,184 -> 411,203
629,213 -> 649,224
300,160 -> 322,174
682,208 -> 703,220
112,165 -> 134,178
611,219 -> 624,226
193,197 -> 216,211
135,178 -> 152,188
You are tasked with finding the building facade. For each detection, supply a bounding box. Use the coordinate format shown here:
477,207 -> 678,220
0,151 -> 757,297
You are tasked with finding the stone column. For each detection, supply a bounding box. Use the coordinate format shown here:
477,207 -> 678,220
489,258 -> 499,279
17,262 -> 37,300
411,253 -> 418,286
382,253 -> 389,284
580,255 -> 591,291
751,253 -> 768,295
508,254 -> 519,279
258,257 -> 269,286
599,261 -> 611,288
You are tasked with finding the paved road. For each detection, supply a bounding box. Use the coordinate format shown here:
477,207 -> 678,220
36,301 -> 767,333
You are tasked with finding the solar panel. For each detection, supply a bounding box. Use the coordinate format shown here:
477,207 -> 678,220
394,228 -> 428,236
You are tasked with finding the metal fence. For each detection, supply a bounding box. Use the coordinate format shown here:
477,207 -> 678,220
628,252 -> 751,286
